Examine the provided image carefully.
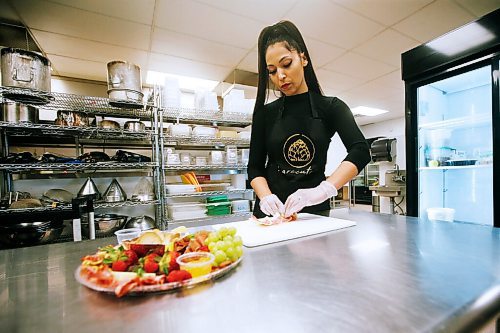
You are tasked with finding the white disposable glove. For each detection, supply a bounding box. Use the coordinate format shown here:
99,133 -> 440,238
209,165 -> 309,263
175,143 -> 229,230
284,181 -> 338,217
259,194 -> 285,216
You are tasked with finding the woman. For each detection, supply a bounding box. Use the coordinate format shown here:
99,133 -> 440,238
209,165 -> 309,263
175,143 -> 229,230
248,20 -> 371,218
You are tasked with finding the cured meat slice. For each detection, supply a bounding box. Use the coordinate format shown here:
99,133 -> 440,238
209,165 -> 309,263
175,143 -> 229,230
252,213 -> 297,226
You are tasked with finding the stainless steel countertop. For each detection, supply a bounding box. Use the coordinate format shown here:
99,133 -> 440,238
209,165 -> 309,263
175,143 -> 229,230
0,210 -> 499,333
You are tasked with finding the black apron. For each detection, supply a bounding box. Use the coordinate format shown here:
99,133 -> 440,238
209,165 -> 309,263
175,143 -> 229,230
253,94 -> 332,218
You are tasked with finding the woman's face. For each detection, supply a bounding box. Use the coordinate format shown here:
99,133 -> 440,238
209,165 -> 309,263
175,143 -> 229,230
265,42 -> 308,96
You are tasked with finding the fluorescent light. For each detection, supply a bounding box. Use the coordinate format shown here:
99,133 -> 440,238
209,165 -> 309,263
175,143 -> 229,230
146,70 -> 219,91
428,23 -> 495,57
351,106 -> 389,117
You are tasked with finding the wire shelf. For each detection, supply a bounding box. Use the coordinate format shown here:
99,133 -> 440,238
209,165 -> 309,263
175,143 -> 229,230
162,164 -> 247,171
94,200 -> 160,208
0,162 -> 158,171
0,86 -> 153,119
165,211 -> 252,225
0,121 -> 153,139
162,134 -> 250,146
161,107 -> 252,126
0,199 -> 160,215
164,189 -> 253,198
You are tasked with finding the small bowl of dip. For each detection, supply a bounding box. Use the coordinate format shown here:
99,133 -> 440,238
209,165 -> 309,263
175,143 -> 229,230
176,252 -> 215,278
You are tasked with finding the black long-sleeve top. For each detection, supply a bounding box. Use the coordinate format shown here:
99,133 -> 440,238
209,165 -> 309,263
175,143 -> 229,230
248,91 -> 371,183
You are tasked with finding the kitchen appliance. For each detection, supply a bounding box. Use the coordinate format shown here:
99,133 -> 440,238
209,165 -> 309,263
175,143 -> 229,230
402,9 -> 500,226
1,48 -> 51,104
107,61 -> 143,108
371,138 -> 397,162
1,102 -> 38,123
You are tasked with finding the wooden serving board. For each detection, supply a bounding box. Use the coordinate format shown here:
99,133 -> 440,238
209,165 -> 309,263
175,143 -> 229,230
213,213 -> 356,247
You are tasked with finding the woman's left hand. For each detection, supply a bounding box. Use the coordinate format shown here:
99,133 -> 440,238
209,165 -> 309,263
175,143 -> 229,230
284,181 -> 338,216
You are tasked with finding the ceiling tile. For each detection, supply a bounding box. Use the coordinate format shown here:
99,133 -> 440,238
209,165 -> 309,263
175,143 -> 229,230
286,0 -> 385,49
32,30 -> 148,68
324,52 -> 397,81
151,27 -> 248,68
47,0 -> 155,25
316,69 -> 365,92
192,0 -> 299,24
236,50 -> 258,73
149,52 -> 232,82
454,0 -> 500,17
306,38 -> 346,67
155,0 -> 263,49
11,0 -> 151,50
331,0 -> 434,26
0,1 -> 21,23
48,54 -> 107,81
392,0 -> 475,42
352,29 -> 420,67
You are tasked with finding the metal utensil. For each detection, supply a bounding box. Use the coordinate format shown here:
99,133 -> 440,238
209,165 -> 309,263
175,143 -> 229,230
102,179 -> 127,202
124,215 -> 155,231
77,177 -> 101,199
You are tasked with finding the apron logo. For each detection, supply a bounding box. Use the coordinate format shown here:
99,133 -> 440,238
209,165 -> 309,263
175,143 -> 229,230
283,133 -> 315,168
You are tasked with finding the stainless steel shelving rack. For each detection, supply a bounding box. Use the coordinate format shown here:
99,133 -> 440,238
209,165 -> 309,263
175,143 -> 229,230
157,101 -> 254,229
0,86 -> 164,228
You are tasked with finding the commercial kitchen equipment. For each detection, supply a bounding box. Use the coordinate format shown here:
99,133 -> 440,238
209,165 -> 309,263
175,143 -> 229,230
402,8 -> 500,226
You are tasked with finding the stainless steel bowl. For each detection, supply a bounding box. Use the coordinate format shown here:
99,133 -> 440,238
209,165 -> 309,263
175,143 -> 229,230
124,121 -> 145,132
81,214 -> 127,237
0,220 -> 64,247
124,215 -> 155,231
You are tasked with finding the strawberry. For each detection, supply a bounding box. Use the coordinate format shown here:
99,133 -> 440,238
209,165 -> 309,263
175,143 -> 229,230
169,251 -> 180,271
199,245 -> 209,252
123,250 -> 138,266
144,259 -> 159,273
167,269 -> 192,283
112,260 -> 128,272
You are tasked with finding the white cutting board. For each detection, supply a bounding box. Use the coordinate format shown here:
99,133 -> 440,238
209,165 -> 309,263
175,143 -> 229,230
213,213 -> 356,247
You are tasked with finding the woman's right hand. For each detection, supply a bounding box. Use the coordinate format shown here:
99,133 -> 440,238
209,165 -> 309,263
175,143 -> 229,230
259,194 -> 285,216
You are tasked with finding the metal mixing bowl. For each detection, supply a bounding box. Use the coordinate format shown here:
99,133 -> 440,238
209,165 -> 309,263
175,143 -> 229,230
0,220 -> 64,247
81,214 -> 127,237
124,215 -> 155,231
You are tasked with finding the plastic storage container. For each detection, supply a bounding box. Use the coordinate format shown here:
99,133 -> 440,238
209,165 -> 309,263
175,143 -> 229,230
115,228 -> 141,244
427,207 -> 455,222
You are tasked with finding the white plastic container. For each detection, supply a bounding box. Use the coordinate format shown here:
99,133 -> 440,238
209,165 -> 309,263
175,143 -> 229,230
165,184 -> 196,194
115,228 -> 141,244
427,207 -> 455,222
231,199 -> 250,212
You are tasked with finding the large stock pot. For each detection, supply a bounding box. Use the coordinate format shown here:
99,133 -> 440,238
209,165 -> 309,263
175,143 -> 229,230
1,48 -> 51,102
1,102 -> 38,123
106,61 -> 143,107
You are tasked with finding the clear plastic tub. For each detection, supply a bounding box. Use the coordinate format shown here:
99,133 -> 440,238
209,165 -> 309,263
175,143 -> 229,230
427,207 -> 455,222
176,252 -> 215,277
115,228 -> 141,244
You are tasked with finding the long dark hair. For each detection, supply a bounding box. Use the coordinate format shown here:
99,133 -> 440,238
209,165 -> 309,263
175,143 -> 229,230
254,20 -> 323,112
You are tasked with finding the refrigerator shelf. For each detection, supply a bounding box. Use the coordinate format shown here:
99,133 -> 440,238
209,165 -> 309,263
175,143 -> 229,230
419,164 -> 492,171
419,113 -> 490,131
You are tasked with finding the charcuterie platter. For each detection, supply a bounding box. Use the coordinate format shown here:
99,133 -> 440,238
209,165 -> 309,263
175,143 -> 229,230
75,226 -> 243,297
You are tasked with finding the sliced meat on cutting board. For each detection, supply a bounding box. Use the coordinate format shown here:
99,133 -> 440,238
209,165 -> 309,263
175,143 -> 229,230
213,213 -> 356,247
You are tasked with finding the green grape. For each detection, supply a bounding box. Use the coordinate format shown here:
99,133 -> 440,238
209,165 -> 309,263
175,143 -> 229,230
233,236 -> 243,246
208,242 -> 216,252
216,240 -> 225,250
218,228 -> 228,238
214,250 -> 227,264
225,247 -> 236,261
228,227 -> 237,236
223,235 -> 233,242
235,246 -> 243,258
206,232 -> 218,244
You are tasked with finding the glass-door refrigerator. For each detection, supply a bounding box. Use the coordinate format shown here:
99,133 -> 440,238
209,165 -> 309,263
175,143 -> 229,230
402,8 -> 500,227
